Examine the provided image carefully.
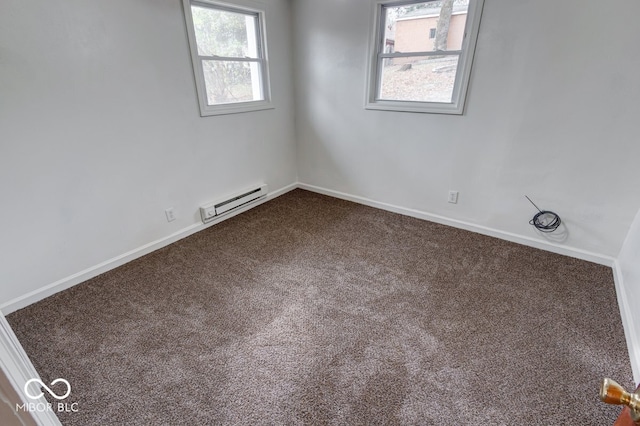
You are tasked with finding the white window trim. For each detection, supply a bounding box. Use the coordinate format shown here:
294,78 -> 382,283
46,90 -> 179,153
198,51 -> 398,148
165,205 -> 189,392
182,0 -> 273,116
365,0 -> 485,115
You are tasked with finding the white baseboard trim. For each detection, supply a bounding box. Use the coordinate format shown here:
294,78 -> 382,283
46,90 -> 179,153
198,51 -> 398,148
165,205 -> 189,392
297,183 -> 615,266
0,182 -> 297,315
612,261 -> 640,386
2,181 -> 614,316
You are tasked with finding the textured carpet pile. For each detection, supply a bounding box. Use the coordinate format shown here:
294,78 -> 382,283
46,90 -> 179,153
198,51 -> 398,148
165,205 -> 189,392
8,189 -> 633,425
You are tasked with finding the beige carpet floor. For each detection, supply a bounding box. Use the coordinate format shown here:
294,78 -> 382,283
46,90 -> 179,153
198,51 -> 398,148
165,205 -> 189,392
7,189 -> 633,425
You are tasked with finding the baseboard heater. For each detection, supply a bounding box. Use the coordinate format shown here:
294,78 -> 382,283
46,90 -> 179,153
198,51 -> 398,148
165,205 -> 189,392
200,184 -> 268,223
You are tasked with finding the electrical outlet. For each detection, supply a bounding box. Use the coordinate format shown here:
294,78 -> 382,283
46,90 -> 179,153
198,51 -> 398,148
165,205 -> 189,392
165,208 -> 176,222
448,190 -> 459,204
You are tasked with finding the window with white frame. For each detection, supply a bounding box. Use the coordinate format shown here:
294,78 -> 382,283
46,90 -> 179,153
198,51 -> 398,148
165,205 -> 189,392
183,0 -> 272,116
366,0 -> 484,115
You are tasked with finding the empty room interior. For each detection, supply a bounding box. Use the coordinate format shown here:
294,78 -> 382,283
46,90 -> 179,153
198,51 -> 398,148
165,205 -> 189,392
2,0 -> 640,424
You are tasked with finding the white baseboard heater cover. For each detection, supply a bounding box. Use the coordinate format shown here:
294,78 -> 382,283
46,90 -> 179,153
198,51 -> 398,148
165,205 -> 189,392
200,184 -> 268,223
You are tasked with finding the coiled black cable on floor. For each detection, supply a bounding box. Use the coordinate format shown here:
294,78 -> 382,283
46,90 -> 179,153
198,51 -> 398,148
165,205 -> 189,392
525,196 -> 561,233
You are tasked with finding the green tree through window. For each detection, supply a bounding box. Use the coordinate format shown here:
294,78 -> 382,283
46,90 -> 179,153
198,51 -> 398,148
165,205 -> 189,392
183,0 -> 271,116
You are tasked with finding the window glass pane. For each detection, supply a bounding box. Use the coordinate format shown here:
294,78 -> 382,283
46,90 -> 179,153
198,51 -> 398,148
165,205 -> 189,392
384,1 -> 469,54
378,55 -> 459,103
191,5 -> 259,58
202,60 -> 263,105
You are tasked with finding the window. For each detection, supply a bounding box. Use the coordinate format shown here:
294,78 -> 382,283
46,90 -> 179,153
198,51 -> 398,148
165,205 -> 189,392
183,0 -> 272,116
366,0 -> 484,115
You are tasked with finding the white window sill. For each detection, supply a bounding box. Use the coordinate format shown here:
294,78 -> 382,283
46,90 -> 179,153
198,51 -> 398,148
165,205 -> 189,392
199,100 -> 274,117
365,100 -> 463,115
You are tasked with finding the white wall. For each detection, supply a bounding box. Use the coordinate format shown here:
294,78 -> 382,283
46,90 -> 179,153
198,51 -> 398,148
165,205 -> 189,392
292,0 -> 640,259
0,0 -> 297,306
618,207 -> 640,383
3,0 -> 640,308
